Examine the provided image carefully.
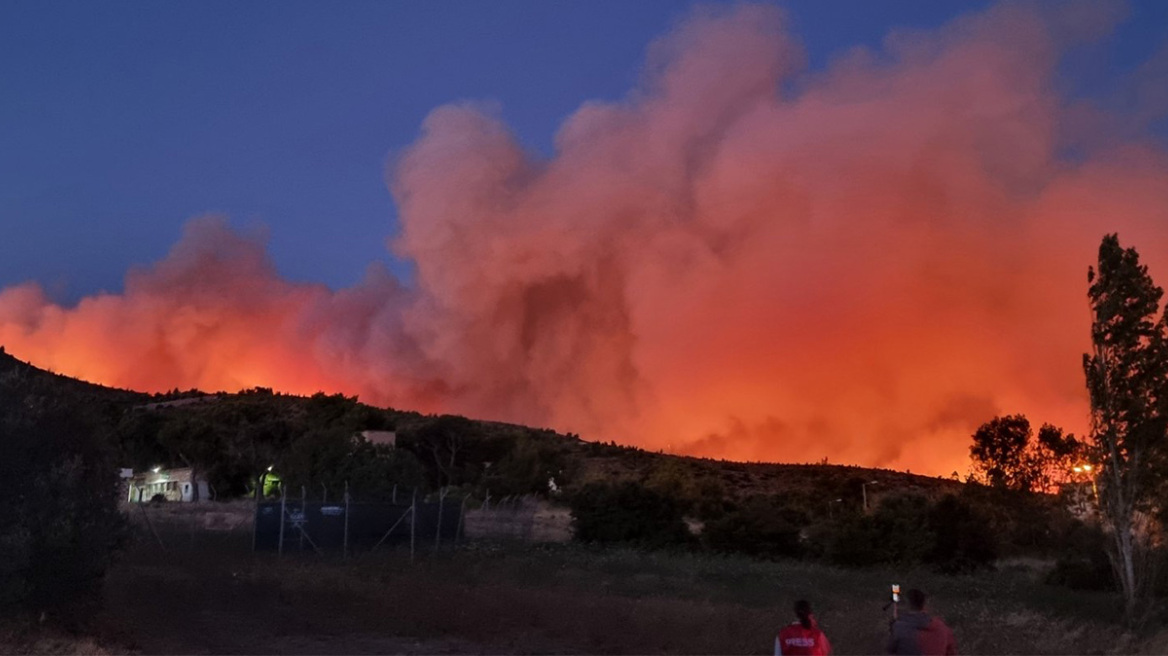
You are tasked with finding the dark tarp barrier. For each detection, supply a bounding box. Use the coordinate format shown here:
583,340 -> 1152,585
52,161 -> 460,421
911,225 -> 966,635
254,498 -> 461,552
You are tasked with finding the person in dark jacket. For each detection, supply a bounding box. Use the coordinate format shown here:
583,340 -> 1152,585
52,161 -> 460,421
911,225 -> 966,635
886,589 -> 957,655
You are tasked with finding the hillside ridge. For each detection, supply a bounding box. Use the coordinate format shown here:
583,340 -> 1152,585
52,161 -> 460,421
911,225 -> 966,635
0,344 -> 964,502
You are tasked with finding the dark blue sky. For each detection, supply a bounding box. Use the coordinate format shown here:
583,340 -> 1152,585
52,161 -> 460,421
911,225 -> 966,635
2,0 -> 1165,303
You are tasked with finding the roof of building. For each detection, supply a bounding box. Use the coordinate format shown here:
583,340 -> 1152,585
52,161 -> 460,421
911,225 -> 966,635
360,430 -> 397,446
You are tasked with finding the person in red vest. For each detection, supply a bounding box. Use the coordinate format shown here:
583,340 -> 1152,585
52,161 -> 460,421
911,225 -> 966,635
776,599 -> 832,655
886,588 -> 957,655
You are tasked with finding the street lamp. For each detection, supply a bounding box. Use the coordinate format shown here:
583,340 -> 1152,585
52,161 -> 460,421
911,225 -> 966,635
1072,463 -> 1099,503
862,480 -> 880,512
829,498 -> 844,520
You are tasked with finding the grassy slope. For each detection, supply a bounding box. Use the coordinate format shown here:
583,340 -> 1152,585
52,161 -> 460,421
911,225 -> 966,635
98,523 -> 1139,656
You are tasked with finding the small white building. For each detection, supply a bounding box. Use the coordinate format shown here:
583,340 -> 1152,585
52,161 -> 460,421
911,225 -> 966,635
360,430 -> 396,448
127,467 -> 210,503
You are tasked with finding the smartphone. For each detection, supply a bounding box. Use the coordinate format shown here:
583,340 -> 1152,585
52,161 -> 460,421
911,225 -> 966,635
891,584 -> 900,603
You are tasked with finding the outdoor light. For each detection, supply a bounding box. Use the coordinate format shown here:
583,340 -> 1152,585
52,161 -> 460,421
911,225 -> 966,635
151,466 -> 161,473
267,465 -> 274,471
862,479 -> 881,512
1083,464 -> 1093,472
1073,466 -> 1083,473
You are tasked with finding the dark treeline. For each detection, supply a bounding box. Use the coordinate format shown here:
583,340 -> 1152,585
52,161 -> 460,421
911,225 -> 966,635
564,463 -> 1113,586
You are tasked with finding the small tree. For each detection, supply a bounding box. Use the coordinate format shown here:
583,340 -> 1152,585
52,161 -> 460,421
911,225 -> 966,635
1031,424 -> 1085,494
970,415 -> 1083,493
970,415 -> 1035,490
404,415 -> 476,488
1083,234 -> 1168,617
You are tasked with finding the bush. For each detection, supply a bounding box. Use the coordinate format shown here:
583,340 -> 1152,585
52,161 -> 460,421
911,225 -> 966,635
958,484 -> 1074,557
0,393 -> 126,623
823,494 -> 934,567
703,495 -> 807,559
644,461 -> 727,519
1046,555 -> 1114,591
568,481 -> 691,548
279,427 -> 427,501
822,515 -> 884,567
481,433 -> 575,497
1044,521 -> 1114,591
925,494 -> 998,573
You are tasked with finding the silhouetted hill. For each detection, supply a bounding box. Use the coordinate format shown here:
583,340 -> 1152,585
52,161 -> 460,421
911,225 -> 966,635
0,346 -> 150,406
0,346 -> 961,506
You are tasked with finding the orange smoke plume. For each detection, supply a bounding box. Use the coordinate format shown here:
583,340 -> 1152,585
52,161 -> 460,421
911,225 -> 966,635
3,3 -> 1167,475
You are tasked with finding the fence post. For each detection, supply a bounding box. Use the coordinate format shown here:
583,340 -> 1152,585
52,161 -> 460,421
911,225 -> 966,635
278,485 -> 287,557
435,487 -> 446,549
321,482 -> 327,505
299,485 -> 307,552
410,488 -> 417,562
137,496 -> 165,550
343,480 -> 350,559
456,495 -> 467,542
251,475 -> 261,553
392,484 -> 397,505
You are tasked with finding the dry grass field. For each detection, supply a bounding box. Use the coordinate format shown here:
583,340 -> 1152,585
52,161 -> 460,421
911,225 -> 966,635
25,506 -> 1151,656
5,502 -> 1165,655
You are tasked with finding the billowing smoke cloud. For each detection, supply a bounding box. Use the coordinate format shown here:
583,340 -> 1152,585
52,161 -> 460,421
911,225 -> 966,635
3,3 -> 1167,475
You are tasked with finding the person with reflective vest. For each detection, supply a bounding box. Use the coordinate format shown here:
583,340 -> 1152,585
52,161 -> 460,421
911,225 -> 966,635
776,599 -> 832,655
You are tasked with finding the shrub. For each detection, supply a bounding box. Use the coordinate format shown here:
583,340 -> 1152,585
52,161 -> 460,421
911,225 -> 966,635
0,394 -> 126,623
958,484 -> 1074,557
1044,521 -> 1114,591
823,493 -> 934,567
703,495 -> 807,559
644,461 -> 727,519
568,481 -> 690,548
279,427 -> 427,501
1046,555 -> 1115,591
925,494 -> 998,573
822,515 -> 884,567
481,433 -> 575,497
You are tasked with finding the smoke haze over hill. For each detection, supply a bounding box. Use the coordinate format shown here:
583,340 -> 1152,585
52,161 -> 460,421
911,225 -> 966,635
2,2 -> 1167,475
